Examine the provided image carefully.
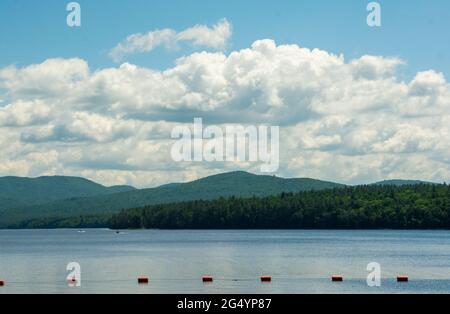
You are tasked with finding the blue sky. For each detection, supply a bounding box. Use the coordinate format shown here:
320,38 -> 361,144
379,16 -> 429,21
1,0 -> 450,187
1,0 -> 449,77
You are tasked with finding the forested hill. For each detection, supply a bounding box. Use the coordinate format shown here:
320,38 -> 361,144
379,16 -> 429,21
110,184 -> 450,230
0,176 -> 135,210
0,171 -> 343,227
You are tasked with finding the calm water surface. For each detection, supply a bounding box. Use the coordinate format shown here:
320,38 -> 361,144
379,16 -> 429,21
1,229 -> 450,294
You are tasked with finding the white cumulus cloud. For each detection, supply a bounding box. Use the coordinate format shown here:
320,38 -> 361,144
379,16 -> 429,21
0,39 -> 449,187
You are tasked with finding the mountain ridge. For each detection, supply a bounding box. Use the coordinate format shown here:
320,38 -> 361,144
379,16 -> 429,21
0,171 -> 441,228
0,171 -> 343,227
0,175 -> 135,210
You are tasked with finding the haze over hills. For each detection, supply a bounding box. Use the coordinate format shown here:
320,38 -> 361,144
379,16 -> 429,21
0,171 -> 441,228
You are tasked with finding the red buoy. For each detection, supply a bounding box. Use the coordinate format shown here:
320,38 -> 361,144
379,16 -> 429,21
138,277 -> 149,284
260,276 -> 272,282
202,276 -> 213,283
0,280 -> 4,286
397,275 -> 408,282
331,275 -> 343,282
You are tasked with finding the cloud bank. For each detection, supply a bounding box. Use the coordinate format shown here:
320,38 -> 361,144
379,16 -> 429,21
1,39 -> 449,187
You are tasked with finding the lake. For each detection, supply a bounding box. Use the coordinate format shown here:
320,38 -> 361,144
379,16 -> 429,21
1,229 -> 450,294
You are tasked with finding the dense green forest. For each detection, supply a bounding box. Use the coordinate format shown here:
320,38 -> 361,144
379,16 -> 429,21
109,184 -> 450,229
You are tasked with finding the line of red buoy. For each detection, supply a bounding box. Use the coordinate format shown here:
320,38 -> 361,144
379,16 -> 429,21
0,275 -> 412,287
131,275 -> 411,284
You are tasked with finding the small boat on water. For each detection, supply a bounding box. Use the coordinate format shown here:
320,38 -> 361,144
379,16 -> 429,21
77,230 -> 86,233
